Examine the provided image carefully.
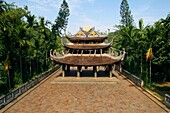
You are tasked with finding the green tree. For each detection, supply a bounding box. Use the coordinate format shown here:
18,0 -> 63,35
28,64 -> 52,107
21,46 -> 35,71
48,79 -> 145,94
120,0 -> 134,27
151,15 -> 170,82
0,3 -> 28,88
0,0 -> 6,14
52,0 -> 70,36
0,1 -> 58,95
136,19 -> 147,79
138,19 -> 144,78
38,17 -> 51,65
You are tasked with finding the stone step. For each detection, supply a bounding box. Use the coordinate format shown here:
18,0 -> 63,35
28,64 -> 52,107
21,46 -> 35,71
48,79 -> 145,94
51,77 -> 119,84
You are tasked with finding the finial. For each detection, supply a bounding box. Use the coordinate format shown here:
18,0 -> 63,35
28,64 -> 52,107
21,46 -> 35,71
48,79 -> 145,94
84,25 -> 90,32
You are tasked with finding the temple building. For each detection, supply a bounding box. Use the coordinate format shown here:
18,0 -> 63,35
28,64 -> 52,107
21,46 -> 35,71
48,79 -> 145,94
50,26 -> 126,77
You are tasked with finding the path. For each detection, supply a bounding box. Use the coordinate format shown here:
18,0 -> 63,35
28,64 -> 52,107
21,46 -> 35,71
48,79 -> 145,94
1,68 -> 168,113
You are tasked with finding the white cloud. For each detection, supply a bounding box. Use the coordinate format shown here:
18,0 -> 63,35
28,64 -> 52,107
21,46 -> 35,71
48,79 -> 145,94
67,0 -> 82,15
87,0 -> 96,3
134,16 -> 158,28
67,0 -> 80,8
22,0 -> 115,33
67,15 -> 97,34
67,0 -> 96,15
25,0 -> 61,20
27,0 -> 61,9
133,5 -> 150,16
132,4 -> 157,26
142,17 -> 157,25
81,16 -> 98,26
25,0 -> 97,20
67,14 -> 111,34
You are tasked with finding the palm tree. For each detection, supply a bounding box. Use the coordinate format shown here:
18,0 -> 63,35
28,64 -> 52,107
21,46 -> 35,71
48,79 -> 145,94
4,53 -> 11,89
146,48 -> 153,82
38,17 -> 51,65
119,26 -> 138,72
137,19 -> 145,78
145,25 -> 157,83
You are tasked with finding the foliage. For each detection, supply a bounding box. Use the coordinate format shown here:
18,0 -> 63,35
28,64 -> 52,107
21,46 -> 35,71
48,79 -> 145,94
0,1 -> 68,95
52,0 -> 70,37
115,1 -> 170,83
120,0 -> 134,27
113,13 -> 170,83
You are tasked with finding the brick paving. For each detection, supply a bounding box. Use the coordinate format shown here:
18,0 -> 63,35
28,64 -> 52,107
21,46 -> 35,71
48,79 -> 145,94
1,68 -> 168,113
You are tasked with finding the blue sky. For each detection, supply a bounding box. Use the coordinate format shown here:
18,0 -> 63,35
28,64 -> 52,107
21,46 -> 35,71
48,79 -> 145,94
5,0 -> 170,34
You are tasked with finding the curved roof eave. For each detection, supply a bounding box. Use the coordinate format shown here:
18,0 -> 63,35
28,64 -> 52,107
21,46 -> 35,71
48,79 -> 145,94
50,50 -> 124,66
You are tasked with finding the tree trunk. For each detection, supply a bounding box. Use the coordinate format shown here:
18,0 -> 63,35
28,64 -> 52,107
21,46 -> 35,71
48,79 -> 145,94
7,70 -> 11,89
140,50 -> 142,79
20,55 -> 23,82
149,59 -> 152,83
20,44 -> 23,82
36,55 -> 38,73
163,67 -> 167,82
46,50 -> 47,65
30,59 -> 32,78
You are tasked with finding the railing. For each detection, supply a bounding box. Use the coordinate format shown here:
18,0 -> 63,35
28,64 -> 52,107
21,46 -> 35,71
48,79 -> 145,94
116,67 -> 144,87
165,94 -> 170,108
0,66 -> 60,109
116,67 -> 170,109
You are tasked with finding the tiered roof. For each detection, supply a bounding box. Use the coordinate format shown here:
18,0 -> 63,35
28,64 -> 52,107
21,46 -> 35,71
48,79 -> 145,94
50,26 -> 126,66
63,40 -> 113,50
50,52 -> 125,66
66,27 -> 107,43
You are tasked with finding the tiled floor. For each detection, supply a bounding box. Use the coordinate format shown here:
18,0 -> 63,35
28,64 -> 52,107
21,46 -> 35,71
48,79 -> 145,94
1,68 -> 168,113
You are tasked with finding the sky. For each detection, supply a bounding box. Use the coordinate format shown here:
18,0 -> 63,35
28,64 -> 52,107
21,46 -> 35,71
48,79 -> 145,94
5,0 -> 170,34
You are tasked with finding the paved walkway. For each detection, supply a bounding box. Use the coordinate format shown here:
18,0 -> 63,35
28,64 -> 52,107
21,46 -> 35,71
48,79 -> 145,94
1,68 -> 168,113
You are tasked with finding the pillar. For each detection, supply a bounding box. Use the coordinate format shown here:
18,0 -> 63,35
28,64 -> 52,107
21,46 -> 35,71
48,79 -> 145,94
67,65 -> 70,72
104,65 -> 107,72
109,65 -> 112,78
93,66 -> 97,78
113,64 -> 116,70
100,49 -> 102,54
77,66 -> 81,77
62,65 -> 65,77
120,63 -> 122,72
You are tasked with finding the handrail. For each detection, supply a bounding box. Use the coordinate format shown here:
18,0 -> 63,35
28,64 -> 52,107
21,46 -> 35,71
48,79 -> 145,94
0,66 -> 60,109
116,67 -> 144,87
165,94 -> 170,108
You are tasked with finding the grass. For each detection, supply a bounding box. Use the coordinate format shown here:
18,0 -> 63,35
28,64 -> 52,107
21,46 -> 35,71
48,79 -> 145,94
145,82 -> 170,101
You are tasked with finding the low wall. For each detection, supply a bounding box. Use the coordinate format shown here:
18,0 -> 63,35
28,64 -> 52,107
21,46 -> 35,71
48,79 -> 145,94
0,66 -> 60,109
116,67 -> 144,87
116,67 -> 170,110
165,94 -> 170,108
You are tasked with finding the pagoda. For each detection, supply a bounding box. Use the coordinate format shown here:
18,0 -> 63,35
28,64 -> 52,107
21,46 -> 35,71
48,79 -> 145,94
50,26 -> 126,77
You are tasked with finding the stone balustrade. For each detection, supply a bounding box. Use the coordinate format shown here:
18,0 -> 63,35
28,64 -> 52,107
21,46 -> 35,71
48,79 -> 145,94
0,66 -> 60,109
165,94 -> 170,108
116,67 -> 144,87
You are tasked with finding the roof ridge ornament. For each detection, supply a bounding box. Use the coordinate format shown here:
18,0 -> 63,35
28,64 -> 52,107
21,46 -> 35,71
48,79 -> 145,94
84,25 -> 91,32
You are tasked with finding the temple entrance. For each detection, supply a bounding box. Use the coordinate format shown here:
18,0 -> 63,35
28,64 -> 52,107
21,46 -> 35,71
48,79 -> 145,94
63,66 -> 111,77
